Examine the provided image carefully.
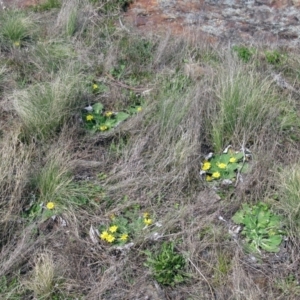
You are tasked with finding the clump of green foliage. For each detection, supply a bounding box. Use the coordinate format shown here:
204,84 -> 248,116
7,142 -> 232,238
144,242 -> 187,286
232,45 -> 255,62
232,202 -> 284,253
265,50 -> 285,65
83,101 -> 142,133
99,212 -> 154,245
201,150 -> 248,182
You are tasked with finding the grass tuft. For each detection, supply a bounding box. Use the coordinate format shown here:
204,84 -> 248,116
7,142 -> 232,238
23,252 -> 55,299
12,68 -> 82,140
0,10 -> 36,48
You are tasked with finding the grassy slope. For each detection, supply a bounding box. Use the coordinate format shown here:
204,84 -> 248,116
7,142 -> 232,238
1,0 -> 300,299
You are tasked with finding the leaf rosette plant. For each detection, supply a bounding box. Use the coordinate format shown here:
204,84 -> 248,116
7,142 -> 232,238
144,242 -> 188,286
83,102 -> 129,133
201,151 -> 248,182
232,202 -> 285,253
99,212 -> 154,245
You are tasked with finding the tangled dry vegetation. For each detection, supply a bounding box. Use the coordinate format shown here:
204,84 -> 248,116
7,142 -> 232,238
1,0 -> 300,299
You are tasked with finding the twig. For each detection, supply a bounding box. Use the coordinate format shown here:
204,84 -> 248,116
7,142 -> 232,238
188,258 -> 215,299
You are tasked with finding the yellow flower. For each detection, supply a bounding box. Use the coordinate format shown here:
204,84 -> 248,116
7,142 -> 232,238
212,172 -> 221,179
105,111 -> 113,117
14,41 -> 20,47
106,234 -> 115,243
109,225 -> 118,233
229,157 -> 237,163
100,231 -> 109,240
99,125 -> 108,131
86,115 -> 94,121
217,163 -> 227,169
201,161 -> 211,171
144,218 -> 153,226
92,84 -> 98,90
120,233 -> 128,241
143,212 -> 150,218
206,175 -> 213,182
46,202 -> 55,210
137,107 -> 142,112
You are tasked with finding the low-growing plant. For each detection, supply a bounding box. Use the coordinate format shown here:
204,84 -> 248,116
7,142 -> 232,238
83,101 -> 142,133
144,242 -> 187,286
232,45 -> 255,62
99,211 -> 154,245
201,150 -> 248,182
232,202 -> 285,253
265,50 -> 285,65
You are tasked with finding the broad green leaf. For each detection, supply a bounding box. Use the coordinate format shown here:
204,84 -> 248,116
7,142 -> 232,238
92,102 -> 104,114
232,210 -> 245,224
115,112 -> 129,122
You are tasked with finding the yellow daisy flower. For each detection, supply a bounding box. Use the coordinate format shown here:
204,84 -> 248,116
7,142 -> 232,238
109,225 -> 118,233
143,212 -> 150,218
46,202 -> 55,210
99,125 -> 108,131
212,172 -> 221,179
86,115 -> 94,121
106,234 -> 115,243
100,231 -> 109,240
137,107 -> 142,112
14,41 -> 20,47
120,233 -> 128,241
144,218 -> 153,226
105,111 -> 113,117
229,157 -> 237,163
201,161 -> 211,171
217,163 -> 227,169
92,84 -> 98,90
206,175 -> 213,182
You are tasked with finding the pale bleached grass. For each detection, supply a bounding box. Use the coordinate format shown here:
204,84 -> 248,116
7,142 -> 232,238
12,67 -> 82,140
23,252 -> 55,299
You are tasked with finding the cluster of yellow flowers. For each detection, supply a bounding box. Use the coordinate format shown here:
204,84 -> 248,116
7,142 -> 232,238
143,212 -> 153,226
100,225 -> 128,243
201,155 -> 238,182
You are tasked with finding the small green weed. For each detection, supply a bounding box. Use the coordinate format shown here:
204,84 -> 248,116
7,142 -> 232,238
201,150 -> 248,182
232,202 -> 284,253
265,50 -> 285,65
232,46 -> 255,62
144,242 -> 187,286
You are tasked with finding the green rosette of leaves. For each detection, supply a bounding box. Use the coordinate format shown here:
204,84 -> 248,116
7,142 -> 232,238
232,202 -> 284,253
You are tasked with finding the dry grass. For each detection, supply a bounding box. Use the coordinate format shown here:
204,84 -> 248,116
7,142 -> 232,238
0,1 -> 300,299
